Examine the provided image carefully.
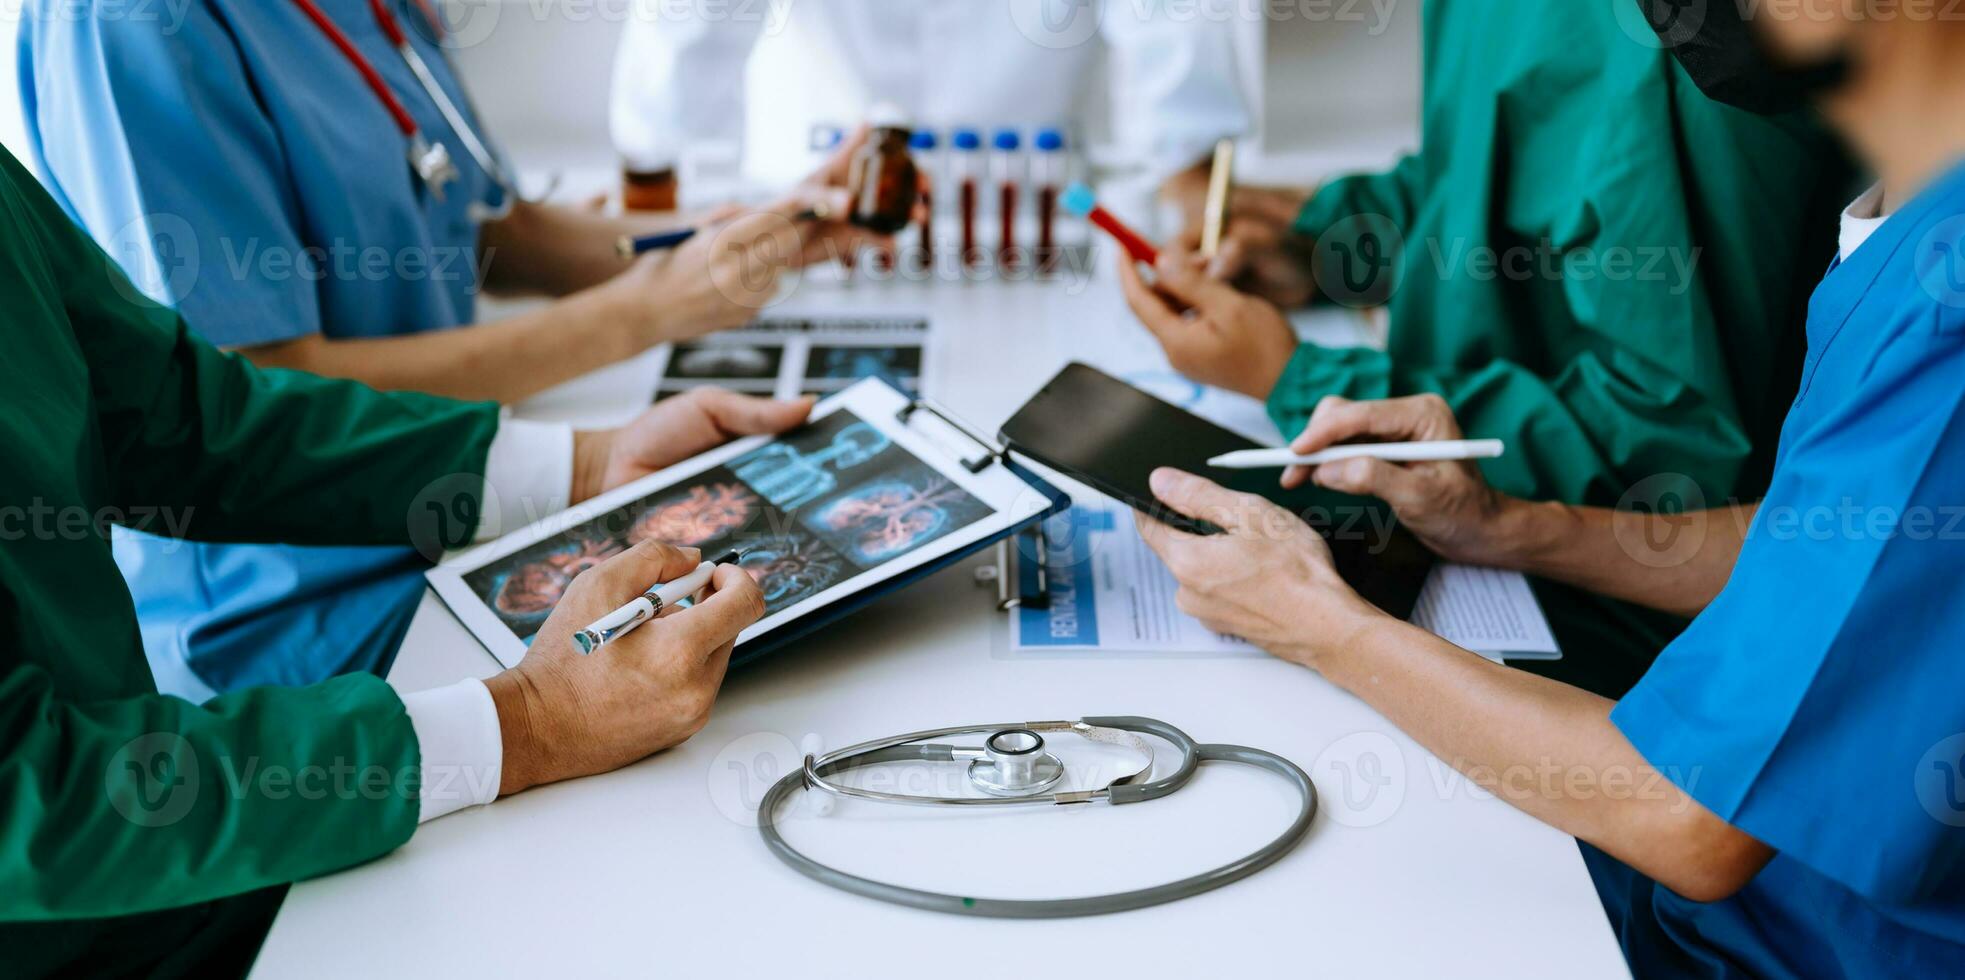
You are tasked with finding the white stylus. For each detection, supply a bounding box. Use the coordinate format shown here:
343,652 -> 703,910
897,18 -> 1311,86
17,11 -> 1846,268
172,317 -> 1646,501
572,550 -> 742,654
1207,439 -> 1506,470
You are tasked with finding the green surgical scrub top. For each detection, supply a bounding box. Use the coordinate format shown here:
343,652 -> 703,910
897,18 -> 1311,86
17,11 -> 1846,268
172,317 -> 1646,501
1273,0 -> 1856,690
0,146 -> 501,975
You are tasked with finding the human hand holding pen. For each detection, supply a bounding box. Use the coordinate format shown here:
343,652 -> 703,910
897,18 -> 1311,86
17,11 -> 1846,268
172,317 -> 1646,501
1283,394 -> 1530,566
572,550 -> 743,654
1114,241 -> 1299,401
484,541 -> 765,797
1162,170 -> 1316,307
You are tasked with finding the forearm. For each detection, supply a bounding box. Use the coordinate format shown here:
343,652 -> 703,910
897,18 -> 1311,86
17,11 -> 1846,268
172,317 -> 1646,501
1479,500 -> 1753,618
0,670 -> 419,919
241,284 -> 656,404
1320,618 -> 1770,901
479,200 -> 700,297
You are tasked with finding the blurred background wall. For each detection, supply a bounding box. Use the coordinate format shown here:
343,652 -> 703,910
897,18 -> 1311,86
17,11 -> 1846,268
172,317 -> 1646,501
0,1 -> 1421,201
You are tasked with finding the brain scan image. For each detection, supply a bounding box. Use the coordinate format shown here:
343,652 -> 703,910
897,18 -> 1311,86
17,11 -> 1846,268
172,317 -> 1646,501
736,534 -> 848,611
813,473 -> 989,564
629,481 -> 759,547
734,418 -> 890,510
486,537 -> 624,625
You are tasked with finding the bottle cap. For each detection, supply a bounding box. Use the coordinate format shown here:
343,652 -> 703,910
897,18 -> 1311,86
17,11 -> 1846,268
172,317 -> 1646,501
865,102 -> 909,130
992,129 -> 1022,151
909,130 -> 939,151
620,150 -> 678,175
1060,182 -> 1098,217
809,125 -> 845,151
952,129 -> 983,151
1035,128 -> 1066,152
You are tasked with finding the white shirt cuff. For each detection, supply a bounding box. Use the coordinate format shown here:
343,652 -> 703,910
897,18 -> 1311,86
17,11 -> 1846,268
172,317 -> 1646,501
402,679 -> 504,823
480,418 -> 575,541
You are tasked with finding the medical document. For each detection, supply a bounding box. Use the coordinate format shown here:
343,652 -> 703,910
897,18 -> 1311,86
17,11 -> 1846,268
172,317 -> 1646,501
1014,506 -> 1559,662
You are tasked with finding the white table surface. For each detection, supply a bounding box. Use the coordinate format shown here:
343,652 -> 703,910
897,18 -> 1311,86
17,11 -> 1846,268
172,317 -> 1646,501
252,266 -> 1630,979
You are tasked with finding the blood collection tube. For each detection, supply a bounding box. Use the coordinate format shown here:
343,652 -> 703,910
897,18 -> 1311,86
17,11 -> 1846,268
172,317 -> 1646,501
908,129 -> 939,273
1033,128 -> 1067,274
951,129 -> 984,269
992,129 -> 1023,270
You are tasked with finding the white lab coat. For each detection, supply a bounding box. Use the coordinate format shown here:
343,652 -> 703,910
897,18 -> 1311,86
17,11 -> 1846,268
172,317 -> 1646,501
610,0 -> 1251,186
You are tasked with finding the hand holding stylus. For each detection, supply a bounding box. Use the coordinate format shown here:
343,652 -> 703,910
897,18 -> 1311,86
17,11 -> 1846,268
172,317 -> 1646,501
1281,395 -> 1522,568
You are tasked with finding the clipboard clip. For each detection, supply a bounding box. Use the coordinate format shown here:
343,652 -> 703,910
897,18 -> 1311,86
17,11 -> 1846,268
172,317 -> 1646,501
897,398 -> 1003,474
979,522 -> 1052,612
896,397 -> 1058,611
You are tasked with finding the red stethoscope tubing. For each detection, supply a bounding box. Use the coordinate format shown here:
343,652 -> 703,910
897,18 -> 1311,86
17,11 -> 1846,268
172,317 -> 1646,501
286,0 -> 438,139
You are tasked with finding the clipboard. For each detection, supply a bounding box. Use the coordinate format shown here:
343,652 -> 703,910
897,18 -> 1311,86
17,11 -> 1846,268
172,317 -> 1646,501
428,379 -> 1071,669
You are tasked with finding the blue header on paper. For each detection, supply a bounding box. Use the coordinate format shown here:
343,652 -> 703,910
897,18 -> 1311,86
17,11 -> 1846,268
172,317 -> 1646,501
1017,508 -> 1112,647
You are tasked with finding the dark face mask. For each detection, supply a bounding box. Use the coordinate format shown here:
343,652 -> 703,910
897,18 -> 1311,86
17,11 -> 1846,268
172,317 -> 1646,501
1637,0 -> 1850,115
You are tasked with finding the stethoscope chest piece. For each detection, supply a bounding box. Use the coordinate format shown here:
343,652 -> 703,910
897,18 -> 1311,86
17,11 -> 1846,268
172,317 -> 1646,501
967,729 -> 1064,797
407,135 -> 460,202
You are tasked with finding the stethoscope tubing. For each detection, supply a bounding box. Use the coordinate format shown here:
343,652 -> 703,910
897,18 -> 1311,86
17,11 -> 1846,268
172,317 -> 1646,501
756,720 -> 1318,918
291,0 -> 522,211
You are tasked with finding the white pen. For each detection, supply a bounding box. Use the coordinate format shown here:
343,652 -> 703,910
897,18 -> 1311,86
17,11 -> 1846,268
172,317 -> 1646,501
1207,439 -> 1506,470
573,549 -> 745,654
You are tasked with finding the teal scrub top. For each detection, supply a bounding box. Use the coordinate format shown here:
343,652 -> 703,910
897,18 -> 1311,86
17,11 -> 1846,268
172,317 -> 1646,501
1597,163 -> 1965,976
1273,0 -> 1855,694
18,0 -> 509,698
0,142 -> 500,975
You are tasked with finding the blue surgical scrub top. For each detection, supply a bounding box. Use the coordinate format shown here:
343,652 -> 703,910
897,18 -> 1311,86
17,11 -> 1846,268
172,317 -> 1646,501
1595,163 -> 1965,976
19,0 -> 507,700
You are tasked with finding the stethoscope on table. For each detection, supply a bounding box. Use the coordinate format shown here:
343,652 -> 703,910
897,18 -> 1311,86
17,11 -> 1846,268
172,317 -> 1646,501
289,0 -> 538,220
758,717 -> 1318,918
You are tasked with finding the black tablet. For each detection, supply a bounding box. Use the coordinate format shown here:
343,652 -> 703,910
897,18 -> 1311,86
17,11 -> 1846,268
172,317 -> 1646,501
1000,362 -> 1436,619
